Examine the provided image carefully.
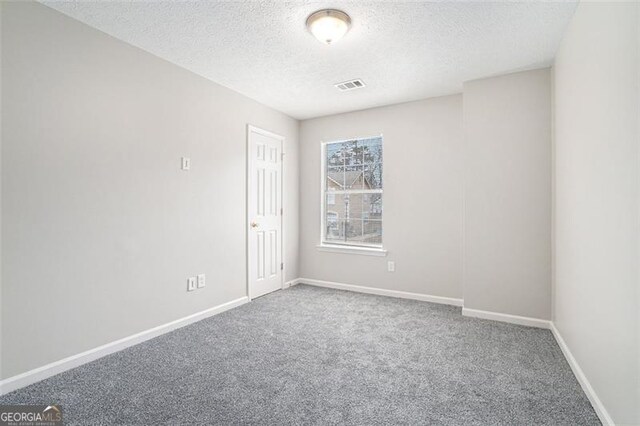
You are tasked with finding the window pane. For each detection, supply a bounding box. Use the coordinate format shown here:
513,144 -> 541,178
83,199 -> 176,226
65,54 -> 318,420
345,193 -> 363,219
325,194 -> 347,243
345,219 -> 363,243
342,141 -> 359,166
362,137 -> 383,165
327,194 -> 359,220
325,215 -> 343,242
326,143 -> 343,167
363,220 -> 382,245
353,142 -> 364,166
326,166 -> 344,191
344,165 -> 364,190
364,163 -> 382,190
363,193 -> 383,220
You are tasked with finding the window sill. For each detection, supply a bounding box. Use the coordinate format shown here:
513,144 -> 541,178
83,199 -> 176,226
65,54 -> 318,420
316,244 -> 387,257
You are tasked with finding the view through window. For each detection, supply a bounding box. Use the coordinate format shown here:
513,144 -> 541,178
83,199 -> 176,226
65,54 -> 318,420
322,136 -> 383,247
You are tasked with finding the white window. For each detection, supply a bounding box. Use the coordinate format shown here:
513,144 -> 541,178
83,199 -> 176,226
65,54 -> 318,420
321,136 -> 383,248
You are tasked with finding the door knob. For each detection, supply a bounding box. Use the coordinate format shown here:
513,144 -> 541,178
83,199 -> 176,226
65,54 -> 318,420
250,222 -> 259,228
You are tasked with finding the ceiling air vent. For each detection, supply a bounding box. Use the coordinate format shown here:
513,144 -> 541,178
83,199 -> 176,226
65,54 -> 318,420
335,79 -> 366,92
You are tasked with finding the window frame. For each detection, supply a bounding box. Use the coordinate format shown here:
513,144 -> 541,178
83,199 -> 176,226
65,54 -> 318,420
319,135 -> 385,255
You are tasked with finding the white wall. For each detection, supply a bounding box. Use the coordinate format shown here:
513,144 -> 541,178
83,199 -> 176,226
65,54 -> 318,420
0,2 -> 299,379
299,95 -> 463,299
463,68 -> 552,320
553,2 -> 639,424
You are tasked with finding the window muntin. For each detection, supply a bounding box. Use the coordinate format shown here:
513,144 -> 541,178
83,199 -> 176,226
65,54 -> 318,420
322,136 -> 383,247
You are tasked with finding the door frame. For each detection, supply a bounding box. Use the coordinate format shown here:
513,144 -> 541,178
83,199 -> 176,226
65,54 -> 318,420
246,124 -> 285,301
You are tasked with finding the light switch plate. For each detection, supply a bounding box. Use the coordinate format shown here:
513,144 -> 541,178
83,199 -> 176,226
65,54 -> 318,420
187,277 -> 196,291
197,274 -> 206,288
181,157 -> 191,171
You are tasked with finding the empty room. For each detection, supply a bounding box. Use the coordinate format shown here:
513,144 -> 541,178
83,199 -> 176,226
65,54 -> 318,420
0,0 -> 638,425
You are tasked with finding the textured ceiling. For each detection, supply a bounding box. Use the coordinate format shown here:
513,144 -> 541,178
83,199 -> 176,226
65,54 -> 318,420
41,1 -> 577,120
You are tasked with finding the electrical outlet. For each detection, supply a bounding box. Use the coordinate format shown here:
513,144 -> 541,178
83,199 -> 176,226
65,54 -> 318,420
187,276 -> 196,291
387,261 -> 395,272
197,273 -> 206,288
181,157 -> 191,171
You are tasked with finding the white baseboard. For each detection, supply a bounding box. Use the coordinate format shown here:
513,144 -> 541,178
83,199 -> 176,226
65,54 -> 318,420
462,307 -> 551,329
550,323 -> 614,426
0,296 -> 249,396
299,278 -> 463,307
282,278 -> 302,289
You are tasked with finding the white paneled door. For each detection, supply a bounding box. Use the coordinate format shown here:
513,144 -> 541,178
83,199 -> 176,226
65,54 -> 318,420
248,126 -> 283,299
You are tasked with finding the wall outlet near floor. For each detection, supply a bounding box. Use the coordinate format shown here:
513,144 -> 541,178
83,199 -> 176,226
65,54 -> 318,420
387,261 -> 395,272
197,274 -> 206,288
187,276 -> 197,291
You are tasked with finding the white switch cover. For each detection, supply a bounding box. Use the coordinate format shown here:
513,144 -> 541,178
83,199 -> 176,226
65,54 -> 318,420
181,157 -> 191,171
197,274 -> 206,288
187,276 -> 196,291
387,261 -> 395,272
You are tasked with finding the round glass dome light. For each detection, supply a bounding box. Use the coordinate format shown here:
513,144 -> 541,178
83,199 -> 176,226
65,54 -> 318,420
306,9 -> 351,45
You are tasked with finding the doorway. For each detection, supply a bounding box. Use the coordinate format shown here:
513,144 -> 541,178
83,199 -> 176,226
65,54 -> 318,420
247,125 -> 284,299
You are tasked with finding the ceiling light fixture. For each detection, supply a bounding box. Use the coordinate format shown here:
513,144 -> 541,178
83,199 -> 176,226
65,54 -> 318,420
306,9 -> 351,45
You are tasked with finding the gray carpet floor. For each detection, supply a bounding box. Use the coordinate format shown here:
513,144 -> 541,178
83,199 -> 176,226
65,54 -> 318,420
1,284 -> 600,425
